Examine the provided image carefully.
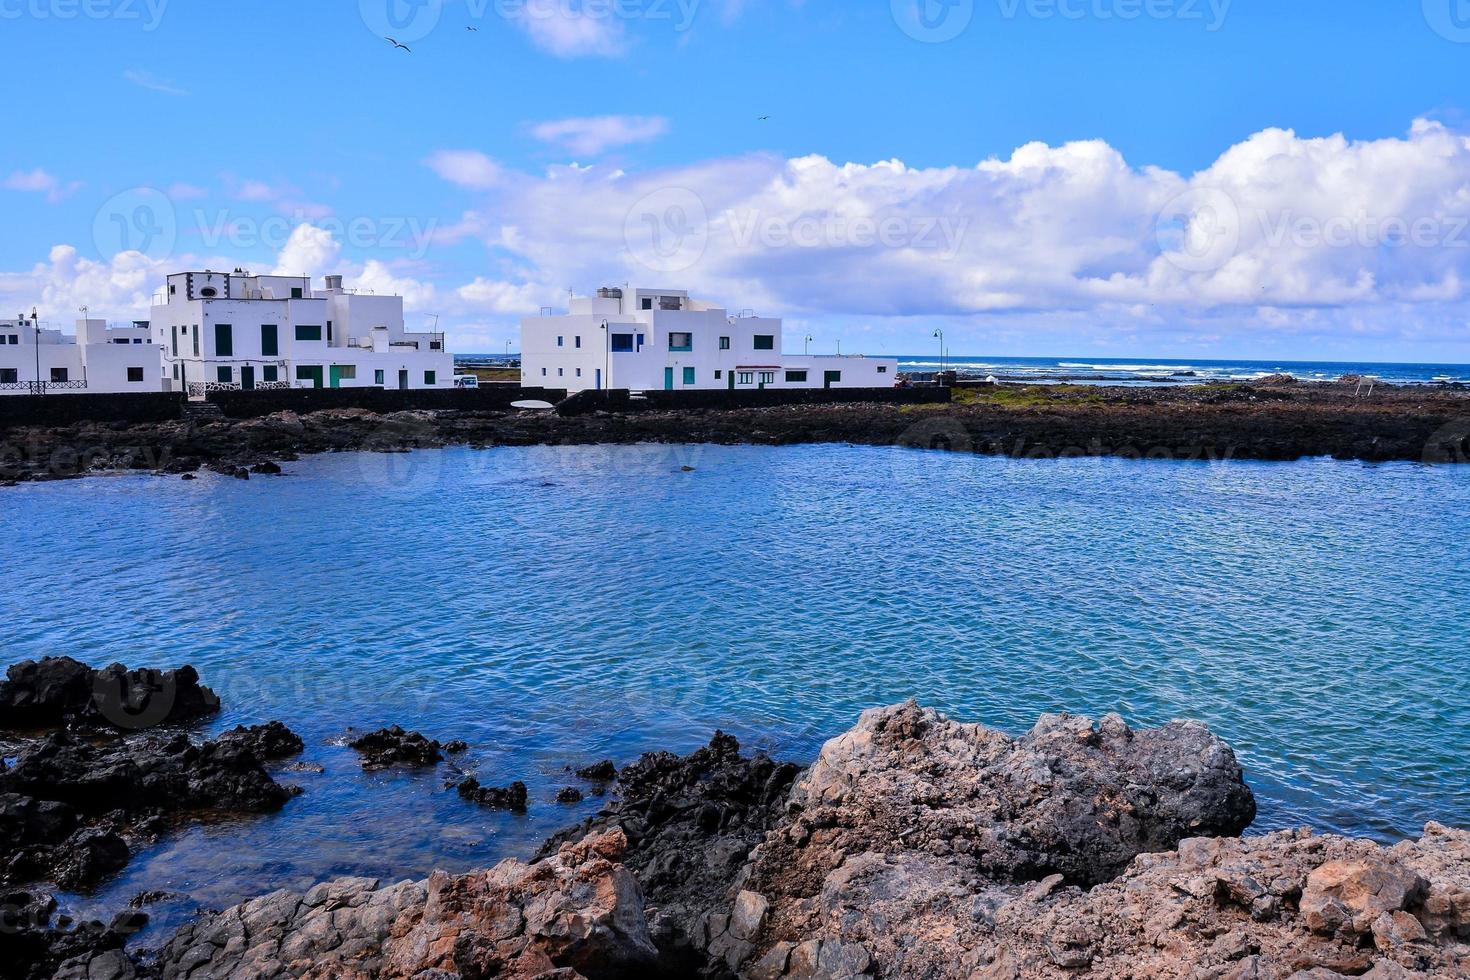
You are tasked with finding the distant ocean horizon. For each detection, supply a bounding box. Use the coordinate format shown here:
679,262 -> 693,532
457,353 -> 1470,386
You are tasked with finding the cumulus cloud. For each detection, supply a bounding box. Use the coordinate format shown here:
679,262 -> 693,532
530,115 -> 670,156
3,168 -> 83,203
419,120 -> 1470,338
424,151 -> 504,190
505,0 -> 628,57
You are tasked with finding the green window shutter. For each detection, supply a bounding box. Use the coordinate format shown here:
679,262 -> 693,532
683,367 -> 695,385
425,371 -> 436,386
263,366 -> 278,382
215,324 -> 233,357
261,324 -> 278,356
217,366 -> 232,383
375,369 -> 385,385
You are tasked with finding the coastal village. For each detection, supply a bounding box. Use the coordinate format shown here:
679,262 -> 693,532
0,275 -> 898,399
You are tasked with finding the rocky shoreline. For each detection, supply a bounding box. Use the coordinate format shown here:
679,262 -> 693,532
1,380 -> 1468,484
2,658 -> 1467,979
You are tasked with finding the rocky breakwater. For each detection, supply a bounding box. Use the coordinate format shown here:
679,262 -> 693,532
0,657 -> 304,980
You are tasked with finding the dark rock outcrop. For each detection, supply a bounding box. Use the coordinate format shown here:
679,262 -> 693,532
457,778 -> 529,813
0,889 -> 146,980
216,721 -> 304,761
0,730 -> 296,888
539,732 -> 801,971
0,657 -> 219,732
348,725 -> 443,769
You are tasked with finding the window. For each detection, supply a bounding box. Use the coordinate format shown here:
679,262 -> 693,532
170,326 -> 178,357
575,368 -> 582,378
169,284 -> 176,295
641,297 -> 653,310
295,324 -> 322,342
753,335 -> 775,351
291,287 -> 303,299
215,323 -> 233,357
611,333 -> 634,352
217,366 -> 232,383
683,367 -> 695,385
424,370 -> 437,386
557,336 -> 564,347
574,336 -> 582,349
113,338 -> 129,345
374,369 -> 385,385
127,367 -> 144,383
50,368 -> 67,382
737,372 -> 754,385
558,368 -> 564,377
669,332 -> 693,352
261,324 -> 278,356
636,334 -> 645,348
719,336 -> 731,350
200,287 -> 217,298
759,371 -> 775,385
327,321 -> 333,344
785,370 -> 808,383
877,365 -> 888,374
715,370 -> 722,380
336,365 -> 357,380
263,366 -> 278,383
193,325 -> 199,357
172,363 -> 179,380
0,368 -> 16,383
541,368 -> 547,376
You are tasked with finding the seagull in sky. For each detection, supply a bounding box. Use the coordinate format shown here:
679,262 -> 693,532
757,115 -> 771,121
385,37 -> 411,52
467,26 -> 478,31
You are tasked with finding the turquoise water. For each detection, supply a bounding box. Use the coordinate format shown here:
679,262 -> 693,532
3,444 -> 1468,936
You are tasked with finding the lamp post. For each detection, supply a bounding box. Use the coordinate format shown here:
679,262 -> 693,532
932,329 -> 944,374
601,320 -> 610,392
804,334 -> 813,354
32,307 -> 40,395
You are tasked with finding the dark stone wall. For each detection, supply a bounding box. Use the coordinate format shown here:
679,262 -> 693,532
208,386 -> 569,419
556,386 -> 952,415
0,392 -> 185,429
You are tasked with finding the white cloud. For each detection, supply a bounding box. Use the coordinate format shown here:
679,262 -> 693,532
423,151 -> 503,190
505,0 -> 628,57
3,168 -> 83,203
271,224 -> 341,278
530,115 -> 670,156
225,176 -> 332,220
123,70 -> 189,97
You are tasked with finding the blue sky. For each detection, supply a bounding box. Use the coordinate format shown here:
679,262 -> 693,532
3,0 -> 1470,360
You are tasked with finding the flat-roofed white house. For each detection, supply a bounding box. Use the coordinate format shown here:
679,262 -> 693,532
520,288 -> 898,393
0,312 -> 164,395
150,270 -> 453,394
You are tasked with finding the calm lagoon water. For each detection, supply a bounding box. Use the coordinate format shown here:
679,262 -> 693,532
3,443 -> 1468,936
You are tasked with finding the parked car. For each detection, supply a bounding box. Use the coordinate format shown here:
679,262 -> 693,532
453,375 -> 480,389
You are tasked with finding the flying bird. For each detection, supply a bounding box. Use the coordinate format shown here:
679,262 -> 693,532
385,36 -> 411,52
467,26 -> 478,31
757,115 -> 771,121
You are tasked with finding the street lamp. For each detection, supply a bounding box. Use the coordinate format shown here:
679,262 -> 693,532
933,329 -> 944,374
804,334 -> 814,354
32,307 -> 41,394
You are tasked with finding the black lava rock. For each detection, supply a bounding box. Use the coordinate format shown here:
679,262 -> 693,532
0,657 -> 220,732
349,726 -> 443,770
456,778 -> 528,813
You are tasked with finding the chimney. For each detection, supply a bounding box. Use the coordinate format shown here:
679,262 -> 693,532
325,275 -> 344,292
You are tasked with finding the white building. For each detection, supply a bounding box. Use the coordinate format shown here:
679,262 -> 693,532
0,312 -> 163,395
520,288 -> 898,393
150,270 -> 453,394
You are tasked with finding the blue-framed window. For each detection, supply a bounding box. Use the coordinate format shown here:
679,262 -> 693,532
611,333 -> 634,352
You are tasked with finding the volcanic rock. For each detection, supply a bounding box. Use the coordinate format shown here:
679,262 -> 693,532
0,657 -> 219,731
216,721 -> 305,761
457,777 -> 529,813
349,725 -> 443,769
145,828 -> 657,980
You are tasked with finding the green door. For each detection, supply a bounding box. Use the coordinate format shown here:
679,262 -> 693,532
664,367 -> 674,390
329,365 -> 345,389
297,366 -> 324,389
823,370 -> 841,389
727,371 -> 735,391
241,366 -> 255,391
